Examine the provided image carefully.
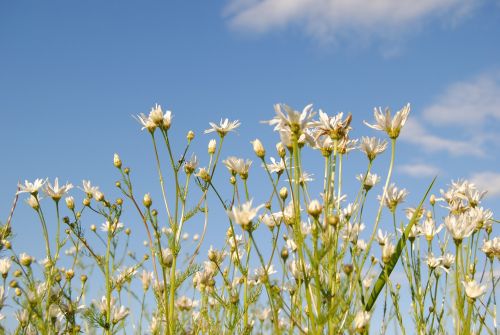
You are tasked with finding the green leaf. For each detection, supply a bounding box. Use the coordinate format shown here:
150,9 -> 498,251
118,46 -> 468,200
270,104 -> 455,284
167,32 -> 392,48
364,177 -> 436,312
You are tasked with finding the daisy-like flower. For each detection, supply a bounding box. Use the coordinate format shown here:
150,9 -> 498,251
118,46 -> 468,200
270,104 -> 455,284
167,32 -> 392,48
148,104 -> 164,125
44,178 -> 73,201
176,296 -> 199,311
426,253 -> 443,270
25,195 -> 40,209
112,305 -> 130,323
253,264 -> 277,283
264,157 -> 286,175
469,207 -> 493,230
359,137 -> 388,161
287,171 -> 314,185
364,103 -> 411,139
204,118 -> 241,137
0,258 -> 11,277
380,184 -> 408,212
101,221 -> 124,234
162,110 -> 173,130
481,237 -> 500,259
420,216 -> 443,242
462,280 -> 487,300
342,222 -> 366,243
140,270 -> 153,291
260,213 -> 281,229
265,103 -> 316,135
80,180 -> 100,198
337,137 -> 358,155
17,178 -> 46,195
357,172 -> 380,191
313,134 -> 335,156
441,253 -> 455,269
134,113 -> 156,132
444,213 -> 475,243
353,310 -> 371,333
382,241 -> 395,264
227,200 -> 264,231
223,156 -> 252,179
316,110 -> 352,140
376,229 -> 391,246
183,154 -> 199,174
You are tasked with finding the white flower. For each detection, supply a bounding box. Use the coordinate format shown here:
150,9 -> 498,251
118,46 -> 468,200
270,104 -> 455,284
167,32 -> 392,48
353,310 -> 371,332
79,180 -> 100,197
0,258 -> 11,276
265,103 -> 316,135
204,118 -> 241,137
481,237 -> 500,259
357,172 -> 380,191
376,229 -> 391,246
359,137 -> 388,161
364,103 -> 411,139
112,305 -> 130,323
134,113 -> 156,132
420,216 -> 442,241
140,270 -> 153,291
183,154 -> 199,174
227,200 -> 264,230
176,296 -> 198,311
264,157 -> 286,175
342,222 -> 365,243
253,264 -> 277,283
260,213 -> 281,229
382,241 -> 395,263
462,280 -> 487,299
44,178 -> 73,201
316,110 -> 352,139
100,221 -> 124,233
380,184 -> 408,212
208,139 -> 217,154
444,213 -> 475,243
17,178 -> 46,195
223,156 -> 252,179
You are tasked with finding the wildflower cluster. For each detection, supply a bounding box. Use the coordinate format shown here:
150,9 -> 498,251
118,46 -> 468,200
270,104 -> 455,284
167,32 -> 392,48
0,102 -> 497,335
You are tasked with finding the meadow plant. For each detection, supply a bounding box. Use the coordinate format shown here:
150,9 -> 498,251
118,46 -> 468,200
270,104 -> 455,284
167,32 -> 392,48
0,102 -> 498,334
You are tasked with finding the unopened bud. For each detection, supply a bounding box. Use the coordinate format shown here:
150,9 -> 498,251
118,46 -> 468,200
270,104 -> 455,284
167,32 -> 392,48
430,194 -> 436,206
113,153 -> 122,168
279,187 -> 288,200
143,193 -> 152,208
187,130 -> 195,141
276,142 -> 286,158
208,139 -> 216,154
90,224 -> 96,232
65,196 -> 75,210
251,139 -> 265,158
307,200 -> 323,218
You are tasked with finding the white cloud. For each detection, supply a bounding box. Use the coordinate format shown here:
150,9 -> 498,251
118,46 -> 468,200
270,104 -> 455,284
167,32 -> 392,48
400,118 -> 484,157
470,171 -> 500,197
398,163 -> 440,178
224,0 -> 479,41
422,72 -> 500,126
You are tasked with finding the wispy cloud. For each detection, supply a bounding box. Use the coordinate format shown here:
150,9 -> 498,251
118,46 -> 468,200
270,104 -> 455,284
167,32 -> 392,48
470,171 -> 500,197
224,0 -> 479,42
400,118 -> 484,157
400,71 -> 500,158
398,163 -> 441,178
422,72 -> 500,127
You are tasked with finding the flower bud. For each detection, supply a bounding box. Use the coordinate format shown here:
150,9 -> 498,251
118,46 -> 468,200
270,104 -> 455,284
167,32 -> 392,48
94,191 -> 105,202
281,247 -> 289,261
90,224 -> 96,232
81,274 -> 88,283
65,196 -> 75,210
187,130 -> 195,141
143,193 -> 152,208
208,139 -> 216,154
113,153 -> 122,168
125,228 -> 131,235
20,254 -> 33,267
276,142 -> 286,158
307,200 -> 323,218
65,269 -> 74,280
251,139 -> 265,158
279,187 -> 288,200
429,194 -> 436,206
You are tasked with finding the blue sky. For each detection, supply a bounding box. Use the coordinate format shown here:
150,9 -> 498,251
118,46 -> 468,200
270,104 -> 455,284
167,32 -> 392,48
1,0 -> 500,330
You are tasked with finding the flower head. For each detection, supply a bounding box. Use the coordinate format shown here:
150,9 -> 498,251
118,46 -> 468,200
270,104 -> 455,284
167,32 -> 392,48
44,178 -> 73,201
205,119 -> 240,137
227,200 -> 264,230
359,137 -> 388,161
364,103 -> 410,139
380,184 -> 408,212
462,280 -> 487,299
265,103 -> 316,135
316,110 -> 352,140
17,179 -> 46,195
